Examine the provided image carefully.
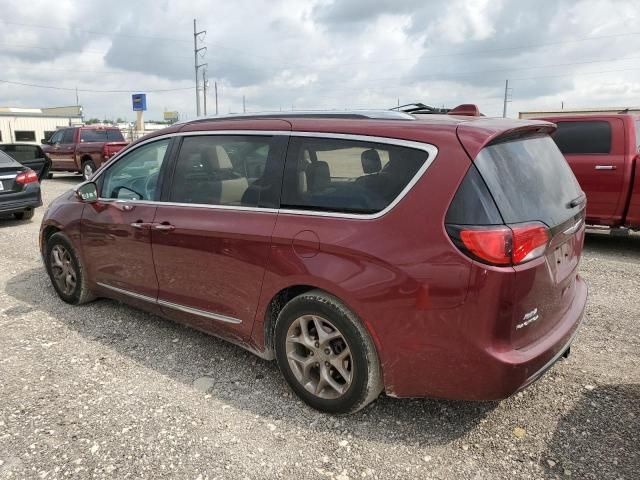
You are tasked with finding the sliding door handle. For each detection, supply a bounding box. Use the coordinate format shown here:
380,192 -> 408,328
131,222 -> 152,229
595,165 -> 616,170
153,223 -> 175,232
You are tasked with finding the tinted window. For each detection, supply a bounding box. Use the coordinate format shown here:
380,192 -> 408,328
446,164 -> 503,225
49,130 -> 63,144
0,144 -> 42,163
551,121 -> 611,154
635,121 -> 640,153
0,150 -> 16,165
107,129 -> 125,142
14,131 -> 36,142
43,131 -> 56,142
282,137 -> 428,214
170,135 -> 279,207
475,135 -> 583,227
80,129 -> 107,142
100,139 -> 170,201
61,129 -> 75,144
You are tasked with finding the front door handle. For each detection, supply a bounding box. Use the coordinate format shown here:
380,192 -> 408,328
595,165 -> 616,170
153,223 -> 175,232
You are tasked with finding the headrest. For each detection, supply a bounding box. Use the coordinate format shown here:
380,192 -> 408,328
307,161 -> 330,192
361,149 -> 382,174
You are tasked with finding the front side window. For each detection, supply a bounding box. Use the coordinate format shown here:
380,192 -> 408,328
100,139 -> 170,201
281,137 -> 429,214
551,121 -> 611,154
15,131 -> 36,142
49,130 -> 63,144
170,135 -> 279,207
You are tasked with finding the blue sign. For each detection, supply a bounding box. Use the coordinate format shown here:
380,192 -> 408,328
132,93 -> 147,111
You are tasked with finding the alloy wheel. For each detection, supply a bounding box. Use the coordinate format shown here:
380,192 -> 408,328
50,245 -> 77,296
285,314 -> 353,399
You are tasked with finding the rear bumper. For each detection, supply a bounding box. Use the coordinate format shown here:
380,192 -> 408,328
0,184 -> 42,214
381,274 -> 587,400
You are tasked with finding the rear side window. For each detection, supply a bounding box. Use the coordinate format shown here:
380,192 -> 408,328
282,137 -> 428,214
551,121 -> 611,154
475,135 -> 583,227
169,135 -> 281,208
107,130 -> 125,142
80,129 -> 107,142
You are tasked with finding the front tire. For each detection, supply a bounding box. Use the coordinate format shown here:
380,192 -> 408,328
274,290 -> 383,414
45,232 -> 95,305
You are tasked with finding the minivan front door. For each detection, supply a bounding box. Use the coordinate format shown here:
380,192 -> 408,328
81,138 -> 173,310
151,133 -> 287,338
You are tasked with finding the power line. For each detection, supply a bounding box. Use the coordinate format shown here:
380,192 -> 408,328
0,78 -> 194,93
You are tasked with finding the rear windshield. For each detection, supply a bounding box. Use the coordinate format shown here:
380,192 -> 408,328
80,129 -> 125,142
475,134 -> 582,227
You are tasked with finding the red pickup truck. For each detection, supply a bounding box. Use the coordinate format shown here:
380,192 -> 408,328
535,114 -> 640,231
42,126 -> 128,180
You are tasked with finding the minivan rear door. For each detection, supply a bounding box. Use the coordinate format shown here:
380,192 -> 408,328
463,131 -> 586,348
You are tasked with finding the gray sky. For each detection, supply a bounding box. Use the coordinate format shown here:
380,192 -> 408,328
1,0 -> 639,121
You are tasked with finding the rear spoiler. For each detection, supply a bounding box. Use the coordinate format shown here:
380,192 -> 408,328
447,104 -> 482,117
457,121 -> 557,159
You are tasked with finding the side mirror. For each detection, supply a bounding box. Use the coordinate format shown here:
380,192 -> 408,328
76,182 -> 98,203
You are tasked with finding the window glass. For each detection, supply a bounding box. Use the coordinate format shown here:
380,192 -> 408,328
0,144 -> 42,162
49,130 -> 63,144
107,129 -> 125,142
61,129 -> 75,144
170,135 -> 276,207
475,135 -> 583,227
101,139 -> 170,201
80,129 -> 107,142
551,121 -> 611,154
635,121 -> 640,153
281,137 -> 428,214
43,131 -> 56,142
15,131 -> 36,142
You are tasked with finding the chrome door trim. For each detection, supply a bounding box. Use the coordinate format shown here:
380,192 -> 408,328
96,282 -> 157,304
594,165 -> 615,170
96,282 -> 242,325
563,218 -> 584,236
87,130 -> 438,221
157,299 -> 242,324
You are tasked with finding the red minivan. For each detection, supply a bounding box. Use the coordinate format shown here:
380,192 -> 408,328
40,111 -> 587,414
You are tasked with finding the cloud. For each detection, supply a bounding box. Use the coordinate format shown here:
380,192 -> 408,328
0,0 -> 639,120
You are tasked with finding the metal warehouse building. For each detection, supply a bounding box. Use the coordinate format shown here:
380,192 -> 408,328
0,106 -> 83,144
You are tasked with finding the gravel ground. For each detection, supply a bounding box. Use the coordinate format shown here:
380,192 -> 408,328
0,176 -> 638,480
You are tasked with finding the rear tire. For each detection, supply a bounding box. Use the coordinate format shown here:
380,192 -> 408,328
45,232 -> 95,305
14,209 -> 34,220
81,159 -> 97,181
274,289 -> 383,414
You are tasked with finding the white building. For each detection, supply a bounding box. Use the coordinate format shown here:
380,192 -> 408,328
0,105 -> 83,144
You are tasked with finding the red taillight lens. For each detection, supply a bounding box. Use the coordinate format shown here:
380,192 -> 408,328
511,224 -> 549,264
15,169 -> 39,184
449,222 -> 549,266
459,226 -> 512,266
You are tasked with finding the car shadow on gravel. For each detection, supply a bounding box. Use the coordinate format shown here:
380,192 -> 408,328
584,231 -> 640,262
5,267 -> 498,445
542,384 -> 640,479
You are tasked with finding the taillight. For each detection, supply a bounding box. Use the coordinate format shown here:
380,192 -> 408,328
448,222 -> 549,266
15,169 -> 39,184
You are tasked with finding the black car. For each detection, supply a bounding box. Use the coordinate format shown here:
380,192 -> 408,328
0,144 -> 51,220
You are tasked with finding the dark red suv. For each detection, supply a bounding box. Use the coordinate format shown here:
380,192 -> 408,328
40,111 -> 587,413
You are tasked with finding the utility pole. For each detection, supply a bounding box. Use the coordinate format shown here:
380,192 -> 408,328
202,68 -> 208,116
214,81 -> 218,115
243,95 -> 246,113
502,79 -> 512,118
193,19 -> 207,116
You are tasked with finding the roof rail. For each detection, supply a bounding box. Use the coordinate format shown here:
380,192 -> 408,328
182,110 -> 415,124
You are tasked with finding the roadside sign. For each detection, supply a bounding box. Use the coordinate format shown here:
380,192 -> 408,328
132,94 -> 147,111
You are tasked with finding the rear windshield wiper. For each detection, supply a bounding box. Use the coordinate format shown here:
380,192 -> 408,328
568,193 -> 586,209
